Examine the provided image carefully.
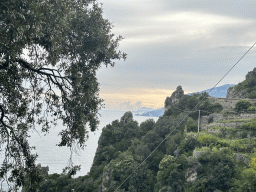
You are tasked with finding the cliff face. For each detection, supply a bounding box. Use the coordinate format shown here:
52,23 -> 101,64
226,86 -> 245,99
226,67 -> 256,99
165,85 -> 184,108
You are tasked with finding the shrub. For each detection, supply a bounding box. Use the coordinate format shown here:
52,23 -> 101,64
249,90 -> 256,99
235,99 -> 251,112
248,106 -> 256,111
197,134 -> 218,146
211,103 -> 223,113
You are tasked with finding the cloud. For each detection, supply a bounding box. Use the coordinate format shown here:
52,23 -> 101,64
102,101 -> 142,111
97,0 -> 256,108
100,88 -> 178,109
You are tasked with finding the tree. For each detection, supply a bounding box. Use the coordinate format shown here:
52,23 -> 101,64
0,0 -> 126,190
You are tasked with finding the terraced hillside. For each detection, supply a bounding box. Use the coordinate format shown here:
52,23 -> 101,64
36,68 -> 256,192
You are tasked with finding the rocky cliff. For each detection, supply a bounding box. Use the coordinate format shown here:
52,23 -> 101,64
165,85 -> 184,107
227,67 -> 256,99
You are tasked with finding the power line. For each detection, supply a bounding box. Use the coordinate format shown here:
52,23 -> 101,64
114,42 -> 256,192
169,102 -> 214,114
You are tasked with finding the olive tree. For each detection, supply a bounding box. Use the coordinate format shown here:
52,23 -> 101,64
0,0 -> 126,190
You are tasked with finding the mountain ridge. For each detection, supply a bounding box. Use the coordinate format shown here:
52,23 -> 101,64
187,84 -> 235,98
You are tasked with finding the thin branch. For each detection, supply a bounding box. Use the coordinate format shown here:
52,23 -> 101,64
16,58 -> 68,80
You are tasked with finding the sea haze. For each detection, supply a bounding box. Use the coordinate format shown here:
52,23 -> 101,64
27,110 -> 159,177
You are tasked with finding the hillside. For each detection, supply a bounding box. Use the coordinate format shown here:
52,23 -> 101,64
35,68 -> 256,192
227,67 -> 256,99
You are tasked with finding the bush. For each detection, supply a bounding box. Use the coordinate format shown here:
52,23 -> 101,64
185,135 -> 200,152
235,99 -> 251,112
248,106 -> 256,111
249,90 -> 256,99
211,103 -> 223,113
186,117 -> 198,132
197,134 -> 218,146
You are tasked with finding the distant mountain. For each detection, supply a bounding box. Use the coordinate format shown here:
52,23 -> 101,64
187,84 -> 235,98
133,107 -> 155,115
135,107 -> 164,117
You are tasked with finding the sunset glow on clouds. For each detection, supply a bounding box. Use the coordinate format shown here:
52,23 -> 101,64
100,88 -> 190,110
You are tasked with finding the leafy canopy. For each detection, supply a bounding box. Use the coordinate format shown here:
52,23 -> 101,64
0,0 -> 126,190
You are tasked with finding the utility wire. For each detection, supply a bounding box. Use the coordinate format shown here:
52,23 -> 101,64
114,42 -> 256,192
169,102 -> 213,114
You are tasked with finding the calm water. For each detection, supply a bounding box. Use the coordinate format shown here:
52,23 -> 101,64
28,110 -> 159,176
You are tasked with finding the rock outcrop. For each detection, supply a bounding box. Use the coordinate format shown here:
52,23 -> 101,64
226,86 -> 245,99
120,111 -> 133,123
165,85 -> 184,107
227,67 -> 256,99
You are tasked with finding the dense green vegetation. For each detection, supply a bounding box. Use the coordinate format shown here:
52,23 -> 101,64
35,91 -> 256,192
164,92 -> 223,119
230,68 -> 256,99
235,99 -> 252,112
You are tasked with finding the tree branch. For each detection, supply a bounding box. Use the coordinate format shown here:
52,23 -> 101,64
16,58 -> 68,80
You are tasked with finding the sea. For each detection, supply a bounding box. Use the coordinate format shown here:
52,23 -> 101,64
0,110 -> 159,191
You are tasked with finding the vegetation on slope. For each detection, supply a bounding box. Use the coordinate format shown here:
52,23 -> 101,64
36,89 -> 256,192
227,68 -> 256,99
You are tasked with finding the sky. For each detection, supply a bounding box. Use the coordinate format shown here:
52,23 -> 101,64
96,0 -> 256,110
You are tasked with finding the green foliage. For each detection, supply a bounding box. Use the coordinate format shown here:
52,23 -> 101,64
164,93 -> 223,120
124,121 -> 139,139
235,99 -> 252,112
157,155 -> 176,185
142,130 -> 161,151
210,103 -> 224,113
180,134 -> 200,152
156,155 -> 185,191
0,0 -> 126,190
37,89 -> 256,192
39,174 -> 98,192
234,168 -> 256,191
154,116 -> 174,138
186,117 -> 198,132
137,119 -> 155,137
241,120 -> 256,130
233,69 -> 256,98
248,106 -> 256,111
128,163 -> 155,192
230,138 -> 254,153
187,150 -> 236,192
166,131 -> 183,155
147,150 -> 165,173
249,91 -> 256,99
197,134 -> 218,146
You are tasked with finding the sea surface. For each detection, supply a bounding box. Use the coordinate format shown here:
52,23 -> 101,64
27,110 -> 159,177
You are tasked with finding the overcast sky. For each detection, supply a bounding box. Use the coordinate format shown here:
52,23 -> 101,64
96,0 -> 256,110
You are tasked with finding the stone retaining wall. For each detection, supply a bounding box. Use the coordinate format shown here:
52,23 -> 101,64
209,97 -> 256,109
